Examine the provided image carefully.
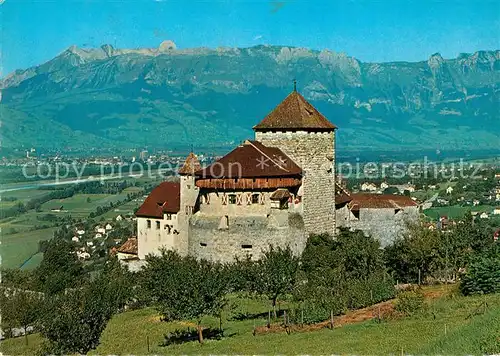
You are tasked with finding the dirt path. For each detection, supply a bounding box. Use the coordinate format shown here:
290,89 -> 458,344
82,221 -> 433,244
255,284 -> 453,335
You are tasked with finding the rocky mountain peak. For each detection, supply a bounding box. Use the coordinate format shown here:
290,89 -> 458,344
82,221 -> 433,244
158,40 -> 177,52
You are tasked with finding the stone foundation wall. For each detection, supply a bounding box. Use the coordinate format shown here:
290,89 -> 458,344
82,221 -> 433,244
188,211 -> 306,263
255,130 -> 336,235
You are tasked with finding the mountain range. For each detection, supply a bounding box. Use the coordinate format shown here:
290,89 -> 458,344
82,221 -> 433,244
1,41 -> 499,155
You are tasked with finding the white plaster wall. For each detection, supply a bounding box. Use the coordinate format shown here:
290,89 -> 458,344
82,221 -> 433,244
137,214 -> 179,259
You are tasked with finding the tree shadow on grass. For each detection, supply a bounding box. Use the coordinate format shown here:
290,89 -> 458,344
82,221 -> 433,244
160,328 -> 236,347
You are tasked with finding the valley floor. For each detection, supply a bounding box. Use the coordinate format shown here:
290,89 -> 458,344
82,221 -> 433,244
2,285 -> 499,355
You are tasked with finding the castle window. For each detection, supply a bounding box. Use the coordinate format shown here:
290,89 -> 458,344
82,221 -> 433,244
251,194 -> 259,204
200,242 -> 207,247
241,244 -> 252,249
147,220 -> 151,229
218,215 -> 229,229
187,184 -> 191,189
166,214 -> 172,220
156,221 -> 161,230
228,194 -> 237,204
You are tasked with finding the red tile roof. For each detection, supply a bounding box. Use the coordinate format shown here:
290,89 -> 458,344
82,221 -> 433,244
253,91 -> 337,131
195,140 -> 302,179
178,152 -> 201,175
349,194 -> 418,209
116,237 -> 138,255
270,188 -> 292,200
135,182 -> 180,218
335,183 -> 352,206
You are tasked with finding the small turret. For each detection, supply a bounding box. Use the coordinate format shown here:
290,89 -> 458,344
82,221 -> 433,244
178,152 -> 201,176
177,152 -> 201,255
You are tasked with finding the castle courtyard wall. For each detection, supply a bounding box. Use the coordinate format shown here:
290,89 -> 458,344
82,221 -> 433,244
336,205 -> 419,247
188,210 -> 306,262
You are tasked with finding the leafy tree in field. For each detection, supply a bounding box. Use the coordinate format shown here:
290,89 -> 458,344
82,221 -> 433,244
384,223 -> 443,283
100,256 -> 135,310
227,255 -> 258,293
0,268 -> 37,290
460,244 -> 500,296
35,238 -> 86,295
39,265 -> 122,354
385,215 -> 496,284
0,290 -> 43,343
255,245 -> 299,317
141,250 -> 228,343
298,230 -> 394,317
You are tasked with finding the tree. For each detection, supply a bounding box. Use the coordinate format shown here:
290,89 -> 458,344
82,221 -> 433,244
141,250 -> 227,343
298,231 -> 394,314
384,223 -> 443,283
460,244 -> 500,296
39,270 -> 120,354
0,290 -> 42,344
35,238 -> 86,295
255,245 -> 299,317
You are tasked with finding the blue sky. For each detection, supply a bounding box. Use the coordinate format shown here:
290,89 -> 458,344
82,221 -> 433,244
2,0 -> 499,75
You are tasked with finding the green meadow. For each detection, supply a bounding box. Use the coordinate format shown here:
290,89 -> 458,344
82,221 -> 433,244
2,286 -> 499,355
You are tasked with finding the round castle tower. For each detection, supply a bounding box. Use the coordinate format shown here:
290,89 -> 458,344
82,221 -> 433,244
253,88 -> 337,235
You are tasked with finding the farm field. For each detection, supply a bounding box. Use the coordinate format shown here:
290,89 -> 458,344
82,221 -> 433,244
0,227 -> 57,269
2,286 -> 499,355
0,185 -> 148,269
423,204 -> 496,220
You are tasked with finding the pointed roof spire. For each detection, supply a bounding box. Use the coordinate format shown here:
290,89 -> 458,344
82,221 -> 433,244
293,79 -> 297,92
179,152 -> 201,175
253,90 -> 337,132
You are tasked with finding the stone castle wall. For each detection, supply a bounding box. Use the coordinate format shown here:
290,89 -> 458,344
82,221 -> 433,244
336,205 -> 419,247
188,210 -> 306,263
255,130 -> 336,235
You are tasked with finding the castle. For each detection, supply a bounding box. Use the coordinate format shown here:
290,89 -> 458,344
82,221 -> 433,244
133,90 -> 418,262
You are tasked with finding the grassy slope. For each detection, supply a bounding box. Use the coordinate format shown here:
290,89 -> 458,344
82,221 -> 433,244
2,288 -> 499,355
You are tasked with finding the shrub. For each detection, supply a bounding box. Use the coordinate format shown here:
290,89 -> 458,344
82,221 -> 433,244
345,274 -> 395,310
292,290 -> 344,324
395,290 -> 425,315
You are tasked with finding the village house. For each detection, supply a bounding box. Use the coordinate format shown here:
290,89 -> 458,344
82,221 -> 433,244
480,212 -> 489,219
361,182 -> 378,192
132,90 -> 419,262
380,182 -> 389,190
493,207 -> 500,215
446,186 -> 454,194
